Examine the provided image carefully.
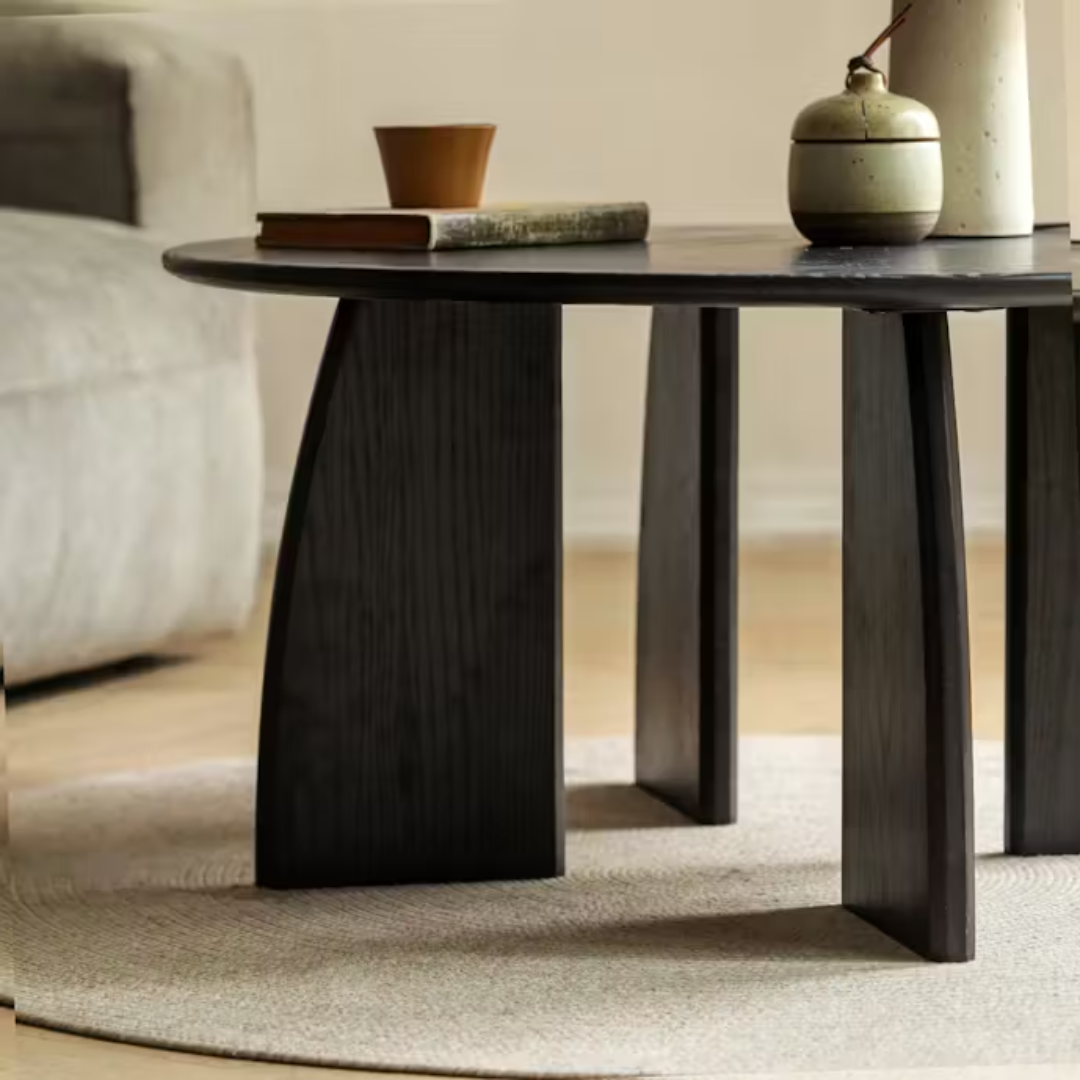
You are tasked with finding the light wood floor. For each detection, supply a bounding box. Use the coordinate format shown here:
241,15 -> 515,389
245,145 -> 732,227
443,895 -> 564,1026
4,540 -> 1009,1079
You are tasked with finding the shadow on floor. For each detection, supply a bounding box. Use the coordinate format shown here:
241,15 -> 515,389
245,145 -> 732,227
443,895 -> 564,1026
567,783 -> 692,830
423,904 -> 919,965
193,896 -> 920,974
6,655 -> 191,709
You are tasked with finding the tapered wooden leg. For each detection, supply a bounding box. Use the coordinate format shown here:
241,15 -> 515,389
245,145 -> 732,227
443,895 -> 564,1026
1006,306 -> 1080,855
257,300 -> 563,889
636,306 -> 738,824
842,310 -> 974,963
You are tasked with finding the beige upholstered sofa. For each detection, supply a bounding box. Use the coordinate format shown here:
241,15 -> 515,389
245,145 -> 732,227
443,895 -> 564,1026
0,20 -> 263,685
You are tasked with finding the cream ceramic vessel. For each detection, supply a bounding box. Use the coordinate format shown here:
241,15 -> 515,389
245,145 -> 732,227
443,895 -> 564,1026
789,69 -> 943,245
888,0 -> 1034,238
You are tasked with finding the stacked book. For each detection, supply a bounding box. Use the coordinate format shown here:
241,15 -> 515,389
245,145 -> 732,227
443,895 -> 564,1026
256,202 -> 650,252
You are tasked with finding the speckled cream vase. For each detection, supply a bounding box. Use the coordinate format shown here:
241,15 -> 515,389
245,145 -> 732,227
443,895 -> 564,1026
888,0 -> 1034,238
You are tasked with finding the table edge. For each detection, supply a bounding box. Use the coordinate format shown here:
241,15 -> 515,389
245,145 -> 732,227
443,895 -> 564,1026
163,247 -> 1072,313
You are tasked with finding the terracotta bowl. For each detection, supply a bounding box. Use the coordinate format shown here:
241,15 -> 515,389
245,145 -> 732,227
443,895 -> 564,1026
374,124 -> 496,210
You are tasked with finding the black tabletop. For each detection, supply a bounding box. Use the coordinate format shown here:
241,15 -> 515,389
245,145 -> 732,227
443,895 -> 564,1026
164,225 -> 1072,312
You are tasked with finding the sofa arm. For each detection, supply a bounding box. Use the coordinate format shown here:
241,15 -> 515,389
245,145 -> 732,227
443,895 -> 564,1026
0,19 -> 255,240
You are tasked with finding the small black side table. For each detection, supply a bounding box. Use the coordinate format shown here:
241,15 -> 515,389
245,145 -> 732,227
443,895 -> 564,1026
165,226 -> 1074,963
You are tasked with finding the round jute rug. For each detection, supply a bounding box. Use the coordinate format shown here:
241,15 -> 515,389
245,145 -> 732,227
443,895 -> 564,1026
6,737 -> 1080,1077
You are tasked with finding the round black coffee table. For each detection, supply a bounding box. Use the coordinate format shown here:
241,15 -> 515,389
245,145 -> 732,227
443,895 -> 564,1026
165,225 -> 1077,964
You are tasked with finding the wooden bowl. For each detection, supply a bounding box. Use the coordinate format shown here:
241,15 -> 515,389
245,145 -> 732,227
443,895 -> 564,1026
374,124 -> 496,210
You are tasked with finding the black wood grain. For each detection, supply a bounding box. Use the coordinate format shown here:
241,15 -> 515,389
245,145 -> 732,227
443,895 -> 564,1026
257,299 -> 563,888
636,307 -> 738,823
1005,305 -> 1080,855
1071,244 -> 1079,320
162,227 -> 1069,313
842,310 -> 974,963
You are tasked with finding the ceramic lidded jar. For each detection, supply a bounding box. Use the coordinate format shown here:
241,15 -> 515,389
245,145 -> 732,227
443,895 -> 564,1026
789,67 -> 943,245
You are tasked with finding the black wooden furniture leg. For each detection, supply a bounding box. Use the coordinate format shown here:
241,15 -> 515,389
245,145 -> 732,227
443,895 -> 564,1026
1006,305 -> 1080,855
636,306 -> 738,824
257,299 -> 563,889
842,310 -> 974,963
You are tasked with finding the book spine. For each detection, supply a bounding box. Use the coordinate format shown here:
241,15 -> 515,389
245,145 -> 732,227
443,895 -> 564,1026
429,205 -> 649,250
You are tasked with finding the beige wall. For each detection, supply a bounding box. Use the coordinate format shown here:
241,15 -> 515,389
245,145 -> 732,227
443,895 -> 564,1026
1067,0 -> 1080,240
100,0 -> 1069,542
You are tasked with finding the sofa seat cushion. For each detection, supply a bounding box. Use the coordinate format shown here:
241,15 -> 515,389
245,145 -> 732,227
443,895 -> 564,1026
0,209 -> 251,399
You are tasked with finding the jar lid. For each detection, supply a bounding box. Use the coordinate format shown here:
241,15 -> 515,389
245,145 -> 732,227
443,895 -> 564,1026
791,70 -> 940,143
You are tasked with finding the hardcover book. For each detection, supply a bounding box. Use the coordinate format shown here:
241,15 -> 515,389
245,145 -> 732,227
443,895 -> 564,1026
256,202 -> 650,252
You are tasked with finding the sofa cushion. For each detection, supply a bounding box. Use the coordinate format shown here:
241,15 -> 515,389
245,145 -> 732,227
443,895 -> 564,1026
0,209 -> 251,399
0,18 -> 255,239
0,20 -> 134,224
0,2 -> 131,11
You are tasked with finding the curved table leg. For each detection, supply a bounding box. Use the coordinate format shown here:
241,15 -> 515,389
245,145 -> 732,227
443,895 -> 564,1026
257,300 -> 563,889
842,310 -> 974,962
1006,306 -> 1080,855
636,306 -> 739,824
